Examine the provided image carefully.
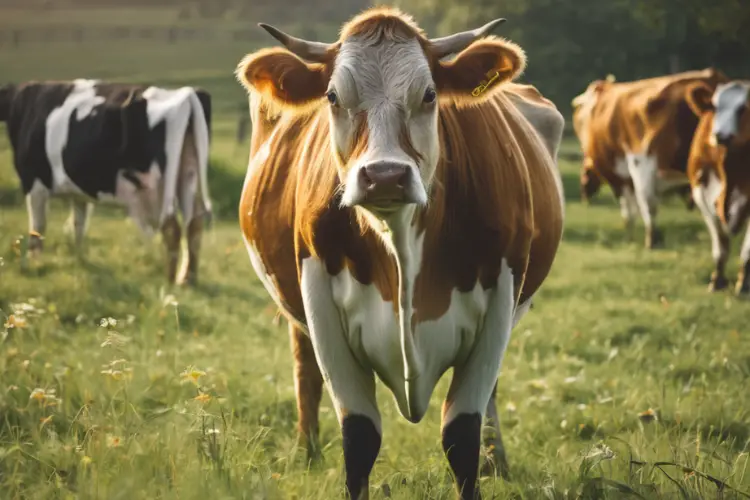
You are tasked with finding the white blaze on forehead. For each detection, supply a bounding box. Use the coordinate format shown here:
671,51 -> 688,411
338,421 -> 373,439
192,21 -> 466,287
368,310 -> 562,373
712,81 -> 750,138
332,35 -> 436,207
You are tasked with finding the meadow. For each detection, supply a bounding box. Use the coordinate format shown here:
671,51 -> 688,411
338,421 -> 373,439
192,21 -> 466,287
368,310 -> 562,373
1,13 -> 750,499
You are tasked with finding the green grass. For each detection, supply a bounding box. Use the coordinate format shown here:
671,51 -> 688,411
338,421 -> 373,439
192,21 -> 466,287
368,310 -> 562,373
1,25 -> 750,499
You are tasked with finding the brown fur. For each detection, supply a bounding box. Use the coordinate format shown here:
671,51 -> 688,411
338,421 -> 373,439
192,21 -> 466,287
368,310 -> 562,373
238,9 -> 563,482
289,324 -> 324,458
573,69 -> 729,201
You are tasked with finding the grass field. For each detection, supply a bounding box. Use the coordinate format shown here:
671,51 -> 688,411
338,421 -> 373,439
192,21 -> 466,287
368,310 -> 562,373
1,14 -> 750,498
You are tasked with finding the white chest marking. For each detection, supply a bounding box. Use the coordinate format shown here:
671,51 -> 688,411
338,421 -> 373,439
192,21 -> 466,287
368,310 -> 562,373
329,265 -> 489,419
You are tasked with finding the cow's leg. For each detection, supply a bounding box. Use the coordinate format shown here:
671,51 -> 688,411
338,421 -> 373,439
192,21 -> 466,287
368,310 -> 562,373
175,132 -> 204,287
65,199 -> 93,249
177,214 -> 203,287
25,180 -> 49,255
627,153 -> 662,249
300,258 -> 380,500
479,380 -> 510,480
618,185 -> 639,238
692,185 -> 730,291
736,221 -> 750,296
289,324 -> 324,463
443,262 -> 514,500
160,215 -> 182,284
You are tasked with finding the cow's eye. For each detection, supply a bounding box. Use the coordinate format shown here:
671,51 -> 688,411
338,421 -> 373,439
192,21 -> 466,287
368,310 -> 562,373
423,87 -> 436,104
327,90 -> 338,106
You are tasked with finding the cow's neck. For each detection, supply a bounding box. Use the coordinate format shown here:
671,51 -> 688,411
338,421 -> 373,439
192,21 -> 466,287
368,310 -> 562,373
359,204 -> 424,383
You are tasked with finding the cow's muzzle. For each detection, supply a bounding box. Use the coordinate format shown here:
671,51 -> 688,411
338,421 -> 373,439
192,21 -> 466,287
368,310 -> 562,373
715,132 -> 734,147
356,161 -> 416,210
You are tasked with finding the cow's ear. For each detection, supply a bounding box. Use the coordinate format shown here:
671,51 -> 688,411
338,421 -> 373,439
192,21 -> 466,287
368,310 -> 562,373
686,82 -> 714,116
432,37 -> 526,103
236,48 -> 330,111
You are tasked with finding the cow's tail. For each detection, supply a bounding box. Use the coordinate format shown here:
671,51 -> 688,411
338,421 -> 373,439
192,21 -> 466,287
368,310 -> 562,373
187,89 -> 213,229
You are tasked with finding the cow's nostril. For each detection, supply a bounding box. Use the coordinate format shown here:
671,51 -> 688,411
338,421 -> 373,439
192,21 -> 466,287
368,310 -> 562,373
358,167 -> 374,188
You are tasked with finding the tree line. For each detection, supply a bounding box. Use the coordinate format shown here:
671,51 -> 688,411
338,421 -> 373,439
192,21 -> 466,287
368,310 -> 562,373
396,0 -> 750,117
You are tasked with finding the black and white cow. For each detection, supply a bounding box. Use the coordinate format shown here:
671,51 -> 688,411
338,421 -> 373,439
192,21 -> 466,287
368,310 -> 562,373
0,79 -> 213,285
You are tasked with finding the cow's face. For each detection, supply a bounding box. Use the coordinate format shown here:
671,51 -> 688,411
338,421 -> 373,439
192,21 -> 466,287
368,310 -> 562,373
0,84 -> 16,122
324,33 -> 438,211
711,82 -> 750,147
237,9 -> 525,217
580,164 -> 601,202
688,81 -> 750,147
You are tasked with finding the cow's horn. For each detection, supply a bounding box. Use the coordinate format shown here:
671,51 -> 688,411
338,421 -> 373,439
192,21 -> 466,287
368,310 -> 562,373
258,23 -> 334,62
429,18 -> 506,59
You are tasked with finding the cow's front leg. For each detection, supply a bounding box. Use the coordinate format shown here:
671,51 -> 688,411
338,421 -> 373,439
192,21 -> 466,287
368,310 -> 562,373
160,215 -> 181,284
736,221 -> 750,296
479,380 -> 510,480
289,323 -> 324,463
65,199 -> 93,249
627,153 -> 663,249
300,258 -> 381,499
692,185 -> 730,291
25,180 -> 49,256
443,265 -> 514,499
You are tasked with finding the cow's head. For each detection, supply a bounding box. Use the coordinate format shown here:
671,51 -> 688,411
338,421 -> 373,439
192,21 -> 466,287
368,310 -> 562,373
580,161 -> 601,203
687,80 -> 750,233
0,84 -> 16,122
237,8 -> 525,216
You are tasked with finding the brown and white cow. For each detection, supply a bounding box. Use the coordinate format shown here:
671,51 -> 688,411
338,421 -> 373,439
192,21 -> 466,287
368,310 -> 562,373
235,7 -> 564,499
572,69 -> 728,248
685,80 -> 750,295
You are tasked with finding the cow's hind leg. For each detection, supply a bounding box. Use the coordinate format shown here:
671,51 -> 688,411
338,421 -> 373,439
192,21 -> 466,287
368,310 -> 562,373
443,261 -> 514,499
479,380 -> 510,480
736,221 -> 750,296
25,180 -> 49,255
627,153 -> 663,249
289,324 -> 324,463
177,213 -> 203,287
161,215 -> 182,284
175,133 -> 204,287
618,185 -> 639,240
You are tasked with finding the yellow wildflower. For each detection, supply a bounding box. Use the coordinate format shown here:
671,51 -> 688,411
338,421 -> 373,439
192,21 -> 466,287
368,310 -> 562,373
80,456 -> 92,466
4,314 -> 27,329
194,392 -> 211,403
29,388 -> 46,402
180,366 -> 206,385
106,435 -> 121,448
